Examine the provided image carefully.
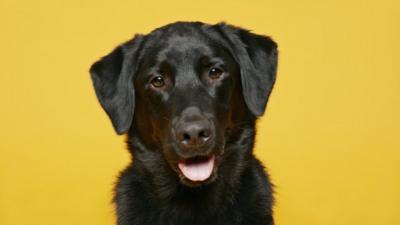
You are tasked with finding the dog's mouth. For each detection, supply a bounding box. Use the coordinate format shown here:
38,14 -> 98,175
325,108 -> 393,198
178,155 -> 215,182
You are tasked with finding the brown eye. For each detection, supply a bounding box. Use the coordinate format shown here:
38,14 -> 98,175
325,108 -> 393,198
150,76 -> 165,88
209,67 -> 224,79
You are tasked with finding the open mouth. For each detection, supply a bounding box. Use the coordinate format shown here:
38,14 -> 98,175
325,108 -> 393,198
178,155 -> 215,182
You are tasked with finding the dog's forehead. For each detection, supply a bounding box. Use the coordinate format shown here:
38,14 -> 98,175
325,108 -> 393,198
156,35 -> 214,62
137,26 -> 233,77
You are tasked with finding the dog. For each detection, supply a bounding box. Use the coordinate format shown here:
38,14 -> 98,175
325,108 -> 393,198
90,21 -> 278,225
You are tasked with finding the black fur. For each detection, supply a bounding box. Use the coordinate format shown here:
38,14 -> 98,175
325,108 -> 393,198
90,22 -> 278,225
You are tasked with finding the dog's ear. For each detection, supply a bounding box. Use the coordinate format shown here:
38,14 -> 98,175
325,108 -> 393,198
90,35 -> 144,134
217,23 -> 278,116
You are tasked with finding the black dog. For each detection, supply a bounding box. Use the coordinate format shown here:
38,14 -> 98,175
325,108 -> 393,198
90,22 -> 278,225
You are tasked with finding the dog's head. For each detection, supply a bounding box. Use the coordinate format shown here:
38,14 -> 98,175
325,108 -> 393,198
90,22 -> 277,187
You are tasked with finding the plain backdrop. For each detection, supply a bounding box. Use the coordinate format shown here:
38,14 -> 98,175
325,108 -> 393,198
1,0 -> 399,225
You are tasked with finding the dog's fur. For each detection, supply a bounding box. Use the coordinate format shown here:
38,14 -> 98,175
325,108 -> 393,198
90,22 -> 278,225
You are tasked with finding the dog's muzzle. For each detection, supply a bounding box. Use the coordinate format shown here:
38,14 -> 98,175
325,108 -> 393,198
172,106 -> 217,182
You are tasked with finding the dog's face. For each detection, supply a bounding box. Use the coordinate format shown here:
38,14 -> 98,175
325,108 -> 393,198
133,34 -> 239,185
90,22 -> 277,186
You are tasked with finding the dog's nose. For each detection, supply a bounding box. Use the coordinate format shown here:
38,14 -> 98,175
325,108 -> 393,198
176,120 -> 212,149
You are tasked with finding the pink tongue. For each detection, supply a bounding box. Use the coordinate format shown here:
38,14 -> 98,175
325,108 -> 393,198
178,156 -> 215,181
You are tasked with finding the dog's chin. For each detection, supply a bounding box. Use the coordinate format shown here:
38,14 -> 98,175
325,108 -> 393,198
176,154 -> 219,187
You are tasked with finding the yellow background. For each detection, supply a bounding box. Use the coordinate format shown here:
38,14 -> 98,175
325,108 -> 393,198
1,0 -> 399,224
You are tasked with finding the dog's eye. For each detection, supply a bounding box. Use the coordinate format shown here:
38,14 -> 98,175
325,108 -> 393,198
150,76 -> 165,88
208,67 -> 224,79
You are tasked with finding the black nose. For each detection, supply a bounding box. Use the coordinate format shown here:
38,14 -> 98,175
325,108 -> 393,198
176,120 -> 213,149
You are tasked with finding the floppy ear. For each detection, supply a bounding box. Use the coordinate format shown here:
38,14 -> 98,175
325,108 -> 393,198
217,24 -> 278,116
89,35 -> 144,134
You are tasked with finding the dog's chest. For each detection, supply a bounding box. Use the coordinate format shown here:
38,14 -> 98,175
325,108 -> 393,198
148,203 -> 243,225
